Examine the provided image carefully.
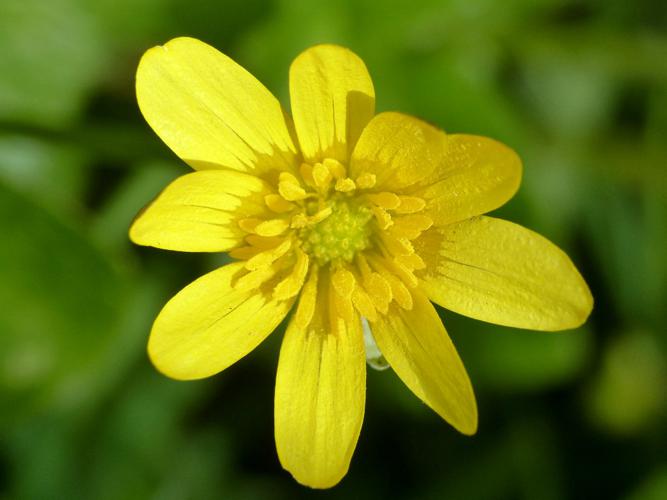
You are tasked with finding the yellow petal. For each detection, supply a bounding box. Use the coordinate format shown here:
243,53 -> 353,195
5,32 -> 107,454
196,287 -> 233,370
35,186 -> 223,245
349,112 -> 446,191
275,278 -> 366,489
136,37 -> 298,174
411,134 -> 522,226
129,170 -> 271,252
416,217 -> 593,330
289,44 -> 375,164
371,291 -> 477,434
273,249 -> 310,300
148,262 -> 295,380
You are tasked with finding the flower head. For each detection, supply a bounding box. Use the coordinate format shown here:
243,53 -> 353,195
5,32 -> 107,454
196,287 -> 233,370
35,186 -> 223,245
130,38 -> 593,488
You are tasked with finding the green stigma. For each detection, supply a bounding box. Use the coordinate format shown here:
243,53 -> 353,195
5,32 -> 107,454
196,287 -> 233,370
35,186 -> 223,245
300,199 -> 373,265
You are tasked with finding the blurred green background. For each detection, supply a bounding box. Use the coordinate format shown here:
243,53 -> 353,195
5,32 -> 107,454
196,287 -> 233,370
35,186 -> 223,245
1,0 -> 666,498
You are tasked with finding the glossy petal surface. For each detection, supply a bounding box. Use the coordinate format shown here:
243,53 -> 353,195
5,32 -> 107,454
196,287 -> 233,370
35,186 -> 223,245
149,262 -> 295,379
350,112 -> 446,191
289,44 -> 374,164
130,170 -> 271,252
372,291 -> 477,434
416,217 -> 593,330
411,134 -> 522,226
137,37 -> 298,174
275,274 -> 366,488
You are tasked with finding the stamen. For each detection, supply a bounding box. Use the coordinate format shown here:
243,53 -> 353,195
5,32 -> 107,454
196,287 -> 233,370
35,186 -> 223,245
366,274 -> 392,314
379,231 -> 414,256
299,200 -> 372,264
355,173 -> 377,189
356,252 -> 373,276
245,239 -> 291,270
245,234 -> 285,249
371,206 -> 393,229
311,162 -> 332,190
238,217 -> 261,233
290,206 -> 332,228
323,158 -> 346,179
332,284 -> 355,323
299,163 -> 316,188
264,194 -> 295,213
232,156 -> 429,320
368,192 -> 400,210
254,218 -> 290,237
273,249 -> 309,300
278,172 -> 308,201
239,218 -> 290,237
395,195 -> 426,214
331,266 -> 356,297
231,235 -> 288,260
368,256 -> 414,310
384,272 -> 413,309
390,214 -> 433,240
395,253 -> 426,271
352,285 -> 377,322
295,266 -> 319,329
334,178 -> 356,192
356,254 -> 392,313
234,263 -> 281,292
228,245 -> 260,260
386,259 -> 419,288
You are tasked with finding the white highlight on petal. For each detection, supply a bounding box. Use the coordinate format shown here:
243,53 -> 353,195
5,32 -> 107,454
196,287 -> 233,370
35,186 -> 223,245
362,317 -> 390,371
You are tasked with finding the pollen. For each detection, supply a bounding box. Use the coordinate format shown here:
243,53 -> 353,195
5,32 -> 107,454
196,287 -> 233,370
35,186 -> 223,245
299,199 -> 373,265
234,156 -> 431,312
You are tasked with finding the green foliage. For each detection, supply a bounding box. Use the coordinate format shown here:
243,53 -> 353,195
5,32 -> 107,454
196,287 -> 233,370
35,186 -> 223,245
0,0 -> 665,498
0,183 -> 122,421
0,0 -> 108,128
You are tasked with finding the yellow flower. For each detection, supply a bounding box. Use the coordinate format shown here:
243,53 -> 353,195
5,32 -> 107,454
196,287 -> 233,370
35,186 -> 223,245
130,38 -> 593,488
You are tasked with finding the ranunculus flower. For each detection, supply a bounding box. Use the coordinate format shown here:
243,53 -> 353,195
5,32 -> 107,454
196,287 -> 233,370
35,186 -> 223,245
130,38 -> 593,488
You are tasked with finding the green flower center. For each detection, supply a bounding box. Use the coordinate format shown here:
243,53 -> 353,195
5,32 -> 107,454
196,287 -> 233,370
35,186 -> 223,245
300,198 -> 373,265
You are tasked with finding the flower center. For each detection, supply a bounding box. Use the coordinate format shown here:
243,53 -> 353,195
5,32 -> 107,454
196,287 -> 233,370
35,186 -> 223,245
231,157 -> 433,319
299,198 -> 373,265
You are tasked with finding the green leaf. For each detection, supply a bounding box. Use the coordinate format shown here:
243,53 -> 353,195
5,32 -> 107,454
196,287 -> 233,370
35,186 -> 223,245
0,182 -> 123,422
0,134 -> 88,217
625,466 -> 667,500
90,160 -> 183,253
0,0 -> 108,128
446,311 -> 593,393
585,331 -> 667,436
